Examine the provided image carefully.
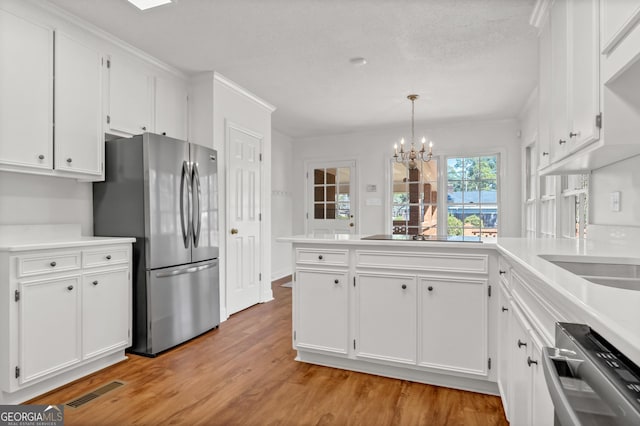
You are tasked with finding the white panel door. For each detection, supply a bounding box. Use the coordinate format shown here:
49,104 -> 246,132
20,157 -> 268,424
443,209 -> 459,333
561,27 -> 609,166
227,124 -> 262,315
295,269 -> 348,354
418,276 -> 487,375
82,269 -> 130,359
54,32 -> 103,177
306,160 -> 356,235
0,9 -> 53,170
19,276 -> 81,384
108,55 -> 152,136
155,76 -> 188,140
355,273 -> 416,364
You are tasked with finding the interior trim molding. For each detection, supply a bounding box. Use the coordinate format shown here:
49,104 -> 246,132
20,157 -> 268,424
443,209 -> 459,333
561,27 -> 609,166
214,72 -> 277,112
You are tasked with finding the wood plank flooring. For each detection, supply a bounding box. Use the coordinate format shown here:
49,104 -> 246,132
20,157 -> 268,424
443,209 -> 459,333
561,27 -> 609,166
29,283 -> 508,425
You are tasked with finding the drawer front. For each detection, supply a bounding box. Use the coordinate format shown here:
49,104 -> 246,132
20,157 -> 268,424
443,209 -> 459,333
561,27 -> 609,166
18,252 -> 81,277
355,250 -> 488,274
296,248 -> 349,266
83,247 -> 129,268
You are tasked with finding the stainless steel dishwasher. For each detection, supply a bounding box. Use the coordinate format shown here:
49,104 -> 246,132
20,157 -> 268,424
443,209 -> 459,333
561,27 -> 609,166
543,322 -> 640,425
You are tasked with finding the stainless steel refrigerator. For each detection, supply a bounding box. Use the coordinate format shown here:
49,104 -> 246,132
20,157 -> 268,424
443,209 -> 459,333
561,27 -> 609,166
93,133 -> 220,356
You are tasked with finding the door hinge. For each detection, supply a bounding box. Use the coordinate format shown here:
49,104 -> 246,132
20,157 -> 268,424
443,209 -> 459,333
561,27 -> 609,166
293,272 -> 296,281
14,290 -> 20,302
294,331 -> 296,340
353,339 -> 356,350
259,153 -> 263,162
488,285 -> 492,297
488,357 -> 492,370
353,277 -> 356,287
15,366 -> 20,379
106,59 -> 111,68
259,273 -> 262,281
596,113 -> 602,129
259,213 -> 262,221
106,115 -> 111,124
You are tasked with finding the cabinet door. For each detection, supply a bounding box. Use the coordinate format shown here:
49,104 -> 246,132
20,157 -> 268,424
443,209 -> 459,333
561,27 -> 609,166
54,32 -> 103,177
530,331 -> 554,426
355,273 -> 416,364
19,276 -> 81,384
550,0 -> 570,162
108,55 -> 152,135
0,10 -> 53,171
295,269 -> 348,354
568,0 -> 600,151
508,303 -> 533,426
418,276 -> 487,375
497,283 -> 512,419
82,269 -> 130,359
538,11 -> 552,169
155,76 -> 188,140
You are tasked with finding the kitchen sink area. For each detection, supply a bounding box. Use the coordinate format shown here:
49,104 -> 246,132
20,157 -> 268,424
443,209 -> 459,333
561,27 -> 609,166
361,234 -> 483,243
539,254 -> 640,291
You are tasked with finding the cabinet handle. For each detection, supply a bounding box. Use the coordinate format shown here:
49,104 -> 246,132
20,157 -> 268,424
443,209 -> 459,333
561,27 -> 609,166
558,139 -> 567,145
569,131 -> 580,138
318,255 -> 324,260
517,339 -> 527,348
50,261 -> 57,267
527,356 -> 538,367
106,255 -> 112,260
499,270 -> 506,275
38,154 -> 45,160
334,279 -> 339,284
66,158 -> 72,163
67,285 -> 74,291
502,306 -> 509,312
542,152 -> 549,156
92,280 -> 99,286
401,284 -> 407,290
427,286 -> 433,291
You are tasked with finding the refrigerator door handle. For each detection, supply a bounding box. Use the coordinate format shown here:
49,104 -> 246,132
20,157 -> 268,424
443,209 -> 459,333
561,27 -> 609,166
155,260 -> 218,278
180,160 -> 192,248
192,162 -> 202,247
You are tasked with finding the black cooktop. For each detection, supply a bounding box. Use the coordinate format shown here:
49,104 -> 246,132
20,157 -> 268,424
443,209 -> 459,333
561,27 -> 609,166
361,234 -> 483,243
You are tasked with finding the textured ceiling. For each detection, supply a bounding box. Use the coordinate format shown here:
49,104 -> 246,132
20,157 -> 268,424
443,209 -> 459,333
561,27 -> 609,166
47,0 -> 538,138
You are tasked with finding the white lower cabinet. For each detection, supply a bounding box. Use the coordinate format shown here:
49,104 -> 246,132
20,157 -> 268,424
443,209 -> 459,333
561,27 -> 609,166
418,276 -> 487,374
508,303 -> 533,426
497,281 -> 512,418
355,273 -> 416,364
19,275 -> 81,385
295,269 -> 348,354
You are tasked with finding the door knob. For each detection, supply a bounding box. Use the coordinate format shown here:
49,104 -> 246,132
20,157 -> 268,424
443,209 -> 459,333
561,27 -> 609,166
349,223 -> 354,227
230,228 -> 239,235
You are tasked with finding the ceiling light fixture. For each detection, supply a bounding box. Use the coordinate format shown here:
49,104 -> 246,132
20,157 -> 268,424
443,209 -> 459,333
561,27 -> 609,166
393,94 -> 433,169
127,0 -> 171,11
349,57 -> 367,66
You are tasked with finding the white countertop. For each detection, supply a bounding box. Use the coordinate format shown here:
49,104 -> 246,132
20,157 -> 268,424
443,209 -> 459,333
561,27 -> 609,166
278,234 -> 497,250
0,224 -> 135,252
497,237 -> 640,367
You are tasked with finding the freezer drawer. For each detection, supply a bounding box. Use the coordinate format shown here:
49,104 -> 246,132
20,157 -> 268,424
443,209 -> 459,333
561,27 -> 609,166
147,259 -> 220,355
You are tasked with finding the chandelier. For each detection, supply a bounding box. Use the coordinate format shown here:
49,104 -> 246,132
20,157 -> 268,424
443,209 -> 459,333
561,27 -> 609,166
393,94 -> 433,169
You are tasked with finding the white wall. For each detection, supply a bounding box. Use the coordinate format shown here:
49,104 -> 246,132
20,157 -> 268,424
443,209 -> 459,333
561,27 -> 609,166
292,119 -> 522,237
590,155 -> 640,225
0,171 -> 93,235
271,130 -> 294,280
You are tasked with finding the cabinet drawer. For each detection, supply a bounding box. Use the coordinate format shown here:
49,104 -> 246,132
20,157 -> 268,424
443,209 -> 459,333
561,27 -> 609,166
355,250 -> 488,274
18,252 -> 81,277
296,248 -> 348,266
83,247 -> 129,268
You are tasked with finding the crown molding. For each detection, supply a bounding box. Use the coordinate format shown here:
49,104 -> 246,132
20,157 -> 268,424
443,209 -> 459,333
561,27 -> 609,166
529,0 -> 552,29
213,72 -> 277,113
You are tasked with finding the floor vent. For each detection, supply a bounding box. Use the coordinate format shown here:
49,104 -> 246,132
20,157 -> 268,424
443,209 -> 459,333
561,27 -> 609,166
65,380 -> 125,409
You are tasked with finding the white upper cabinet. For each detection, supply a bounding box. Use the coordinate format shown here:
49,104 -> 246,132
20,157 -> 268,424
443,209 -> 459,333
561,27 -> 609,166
54,32 -> 103,177
155,76 -> 188,140
0,9 -> 53,171
107,54 -> 153,136
550,0 -> 570,162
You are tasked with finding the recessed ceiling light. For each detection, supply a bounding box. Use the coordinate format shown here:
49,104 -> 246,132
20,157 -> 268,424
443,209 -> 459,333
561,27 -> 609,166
349,57 -> 368,66
127,0 -> 172,11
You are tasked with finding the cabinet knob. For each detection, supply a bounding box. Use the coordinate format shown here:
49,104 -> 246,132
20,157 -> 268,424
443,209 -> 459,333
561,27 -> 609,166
38,154 -> 45,160
527,356 -> 538,367
66,158 -> 72,163
162,132 -> 167,136
501,306 -> 509,312
499,270 -> 506,275
427,286 -> 433,291
106,255 -> 112,260
517,339 -> 527,348
542,152 -> 549,157
50,261 -> 57,267
142,126 -> 147,131
334,279 -> 339,284
318,255 -> 324,260
401,284 -> 407,290
67,285 -> 74,291
558,139 -> 567,145
92,280 -> 99,286
569,131 -> 580,138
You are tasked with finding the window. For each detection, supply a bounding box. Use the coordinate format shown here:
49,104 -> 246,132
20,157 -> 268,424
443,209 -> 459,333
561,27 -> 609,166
446,156 -> 498,240
391,160 -> 438,235
524,145 -> 537,238
560,174 -> 589,239
313,167 -> 351,220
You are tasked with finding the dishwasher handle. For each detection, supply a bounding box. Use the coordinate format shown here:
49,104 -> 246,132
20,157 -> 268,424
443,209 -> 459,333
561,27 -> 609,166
542,346 -> 582,426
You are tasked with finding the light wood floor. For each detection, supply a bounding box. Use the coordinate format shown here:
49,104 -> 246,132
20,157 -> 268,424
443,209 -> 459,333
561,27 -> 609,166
29,282 -> 508,425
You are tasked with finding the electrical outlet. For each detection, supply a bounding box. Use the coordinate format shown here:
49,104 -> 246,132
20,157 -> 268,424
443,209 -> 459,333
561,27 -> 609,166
610,191 -> 621,212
